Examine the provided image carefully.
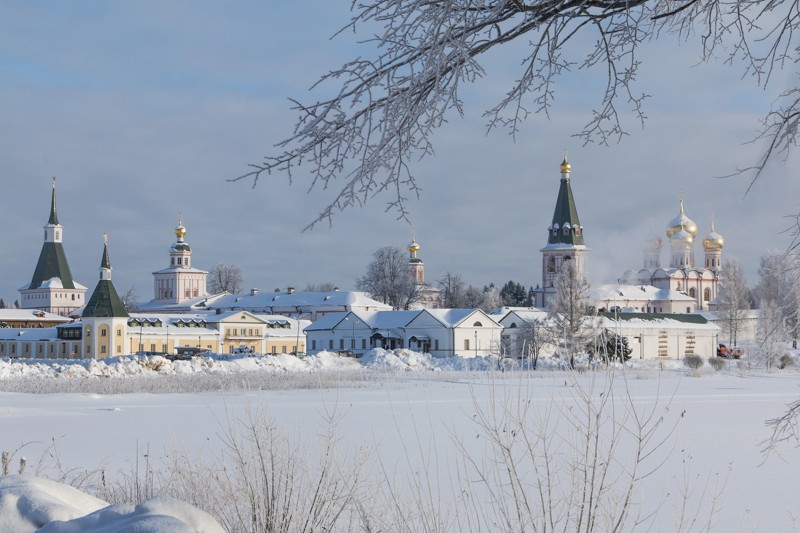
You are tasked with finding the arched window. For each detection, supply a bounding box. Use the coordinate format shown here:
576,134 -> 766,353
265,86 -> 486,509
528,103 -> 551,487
509,322 -> 517,329
563,226 -> 570,236
689,287 -> 696,298
548,257 -> 556,272
473,321 -> 483,327
704,288 -> 711,301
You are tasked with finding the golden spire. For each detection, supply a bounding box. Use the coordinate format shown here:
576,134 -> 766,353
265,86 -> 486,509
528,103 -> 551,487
559,151 -> 571,174
175,213 -> 187,240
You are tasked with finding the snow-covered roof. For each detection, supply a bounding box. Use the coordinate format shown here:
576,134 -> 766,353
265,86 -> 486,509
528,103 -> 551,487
0,327 -> 59,341
0,309 -> 72,323
209,290 -> 391,312
421,308 -> 501,328
593,284 -> 696,303
598,315 -> 719,331
305,310 -> 420,332
696,309 -> 761,321
151,267 -> 209,274
136,293 -> 226,311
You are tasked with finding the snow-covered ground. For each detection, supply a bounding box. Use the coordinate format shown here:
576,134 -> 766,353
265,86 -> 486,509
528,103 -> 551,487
1,350 -> 799,531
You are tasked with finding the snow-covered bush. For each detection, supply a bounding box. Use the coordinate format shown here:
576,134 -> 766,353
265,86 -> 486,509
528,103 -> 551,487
708,356 -> 725,371
778,354 -> 794,369
683,355 -> 704,370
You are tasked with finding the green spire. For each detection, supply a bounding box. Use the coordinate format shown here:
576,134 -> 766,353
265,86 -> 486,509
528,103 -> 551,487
547,156 -> 585,246
49,177 -> 59,225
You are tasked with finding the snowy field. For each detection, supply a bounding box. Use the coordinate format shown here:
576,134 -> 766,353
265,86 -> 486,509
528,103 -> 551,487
1,350 -> 800,531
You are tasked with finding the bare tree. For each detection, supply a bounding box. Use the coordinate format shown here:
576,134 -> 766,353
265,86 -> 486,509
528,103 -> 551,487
717,258 -> 750,348
233,1 -> 799,226
208,263 -> 245,295
356,246 -> 420,309
438,271 -> 466,308
548,260 -> 594,368
303,282 -> 338,292
120,287 -> 139,313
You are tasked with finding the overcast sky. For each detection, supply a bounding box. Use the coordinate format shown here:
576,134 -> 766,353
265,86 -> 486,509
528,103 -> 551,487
0,1 -> 797,305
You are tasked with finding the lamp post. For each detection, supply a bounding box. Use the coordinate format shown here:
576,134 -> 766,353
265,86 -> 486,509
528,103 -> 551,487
294,318 -> 301,356
474,330 -> 478,357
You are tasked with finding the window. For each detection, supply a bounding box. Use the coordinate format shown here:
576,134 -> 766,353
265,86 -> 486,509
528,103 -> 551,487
473,321 -> 482,327
329,340 -> 333,349
339,339 -> 344,350
435,339 -> 439,351
704,288 -> 711,302
282,346 -> 287,353
464,339 -> 470,350
101,346 -> 106,354
117,329 -> 122,337
362,339 -> 366,349
548,257 -> 556,272
100,328 -> 107,337
312,340 -> 317,350
689,288 -> 696,298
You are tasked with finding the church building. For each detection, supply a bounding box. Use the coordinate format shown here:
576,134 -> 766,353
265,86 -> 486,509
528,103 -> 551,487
621,196 -> 723,311
19,179 -> 87,316
534,156 -> 589,308
138,218 -> 212,312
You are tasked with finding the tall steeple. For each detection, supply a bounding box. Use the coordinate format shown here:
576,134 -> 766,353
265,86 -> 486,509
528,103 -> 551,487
19,178 -> 87,316
547,155 -> 585,246
535,155 -> 590,308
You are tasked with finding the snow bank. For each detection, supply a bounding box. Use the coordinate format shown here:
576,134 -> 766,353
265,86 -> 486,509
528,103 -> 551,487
0,476 -> 223,533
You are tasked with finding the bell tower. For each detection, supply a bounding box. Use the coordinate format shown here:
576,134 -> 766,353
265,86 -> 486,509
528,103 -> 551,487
535,155 -> 589,308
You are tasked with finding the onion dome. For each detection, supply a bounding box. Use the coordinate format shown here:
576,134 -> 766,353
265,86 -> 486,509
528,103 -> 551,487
671,225 -> 694,245
643,230 -> 662,252
560,155 -> 571,174
666,196 -> 697,238
702,221 -> 724,251
175,223 -> 187,240
171,218 -> 191,252
408,237 -> 420,254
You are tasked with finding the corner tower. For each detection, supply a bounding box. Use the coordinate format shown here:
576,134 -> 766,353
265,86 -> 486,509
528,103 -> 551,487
152,218 -> 208,304
81,235 -> 129,358
536,156 -> 589,308
19,178 -> 87,316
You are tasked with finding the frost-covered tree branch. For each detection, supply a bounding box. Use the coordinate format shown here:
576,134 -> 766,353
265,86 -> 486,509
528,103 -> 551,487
233,0 -> 800,227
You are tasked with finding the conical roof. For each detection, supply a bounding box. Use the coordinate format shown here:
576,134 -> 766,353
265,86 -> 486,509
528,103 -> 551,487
25,180 -> 76,290
82,241 -> 128,318
547,156 -> 585,246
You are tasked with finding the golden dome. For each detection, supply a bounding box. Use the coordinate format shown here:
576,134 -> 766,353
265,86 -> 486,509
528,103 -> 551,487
666,197 -> 697,238
408,237 -> 420,253
671,226 -> 694,245
560,155 -> 571,174
175,224 -> 187,240
702,221 -> 724,251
